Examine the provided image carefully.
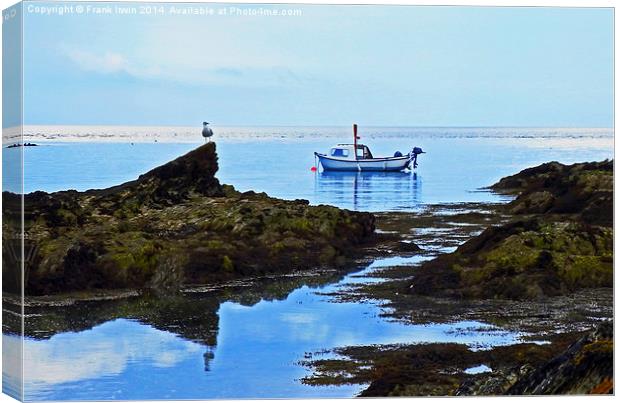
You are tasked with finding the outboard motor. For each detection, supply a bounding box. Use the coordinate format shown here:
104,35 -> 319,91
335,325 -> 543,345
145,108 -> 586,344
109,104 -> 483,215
409,147 -> 425,169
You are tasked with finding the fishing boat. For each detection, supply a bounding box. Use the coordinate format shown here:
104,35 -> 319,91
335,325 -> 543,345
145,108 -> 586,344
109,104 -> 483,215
314,124 -> 424,172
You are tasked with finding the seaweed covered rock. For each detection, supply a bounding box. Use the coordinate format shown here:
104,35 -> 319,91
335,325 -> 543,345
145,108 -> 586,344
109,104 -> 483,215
455,323 -> 613,396
98,142 -> 225,209
302,331 -> 596,397
507,321 -> 613,395
410,218 -> 612,299
2,143 -> 376,295
409,160 -> 613,300
491,160 -> 613,226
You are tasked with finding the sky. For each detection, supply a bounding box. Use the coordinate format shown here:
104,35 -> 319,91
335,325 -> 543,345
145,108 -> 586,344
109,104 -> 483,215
10,2 -> 615,127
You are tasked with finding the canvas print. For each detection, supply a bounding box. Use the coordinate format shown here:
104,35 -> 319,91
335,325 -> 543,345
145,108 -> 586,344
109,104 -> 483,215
1,1 -> 614,400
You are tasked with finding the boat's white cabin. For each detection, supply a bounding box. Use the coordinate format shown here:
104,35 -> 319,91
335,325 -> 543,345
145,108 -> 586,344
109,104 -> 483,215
329,144 -> 374,160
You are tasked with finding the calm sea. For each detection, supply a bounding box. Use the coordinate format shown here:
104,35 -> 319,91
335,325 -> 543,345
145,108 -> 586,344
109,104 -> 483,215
4,126 -> 614,211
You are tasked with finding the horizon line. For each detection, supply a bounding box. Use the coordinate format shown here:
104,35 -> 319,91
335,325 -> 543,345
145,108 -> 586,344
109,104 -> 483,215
10,124 -> 616,130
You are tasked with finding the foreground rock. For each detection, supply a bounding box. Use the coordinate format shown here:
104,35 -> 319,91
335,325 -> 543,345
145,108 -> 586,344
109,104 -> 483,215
2,143 -> 375,295
409,160 -> 613,300
505,321 -> 613,394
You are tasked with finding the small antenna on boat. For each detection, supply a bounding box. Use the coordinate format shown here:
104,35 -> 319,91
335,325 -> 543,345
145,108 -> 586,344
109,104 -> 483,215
353,124 -> 359,160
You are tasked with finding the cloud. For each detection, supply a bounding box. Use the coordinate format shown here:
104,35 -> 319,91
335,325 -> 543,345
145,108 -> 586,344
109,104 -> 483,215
214,67 -> 244,77
63,48 -> 128,74
17,319 -> 205,398
60,45 -> 163,79
58,43 -> 312,89
279,312 -> 318,324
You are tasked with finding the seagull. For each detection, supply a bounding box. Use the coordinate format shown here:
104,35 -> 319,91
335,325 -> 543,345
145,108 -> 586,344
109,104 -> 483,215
202,122 -> 214,143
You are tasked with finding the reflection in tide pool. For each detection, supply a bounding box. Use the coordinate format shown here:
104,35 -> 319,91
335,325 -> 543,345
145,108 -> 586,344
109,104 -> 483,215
7,322 -> 203,400
12,256 -> 524,401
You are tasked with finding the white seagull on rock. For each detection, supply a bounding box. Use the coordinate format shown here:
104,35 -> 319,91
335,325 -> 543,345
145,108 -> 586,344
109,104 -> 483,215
202,122 -> 214,143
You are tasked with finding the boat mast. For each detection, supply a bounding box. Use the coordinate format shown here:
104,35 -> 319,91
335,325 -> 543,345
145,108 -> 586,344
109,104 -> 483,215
353,124 -> 359,160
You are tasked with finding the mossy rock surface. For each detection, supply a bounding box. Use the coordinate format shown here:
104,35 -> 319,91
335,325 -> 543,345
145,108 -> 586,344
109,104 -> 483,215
2,143 -> 376,295
410,160 -> 613,300
491,160 -> 612,226
410,217 -> 612,300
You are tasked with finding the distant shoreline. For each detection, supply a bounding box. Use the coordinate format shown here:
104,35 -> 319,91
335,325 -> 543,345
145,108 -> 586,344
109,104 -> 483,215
2,125 -> 614,145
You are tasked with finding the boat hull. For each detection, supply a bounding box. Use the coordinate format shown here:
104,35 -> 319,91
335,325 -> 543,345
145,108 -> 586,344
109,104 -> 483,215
316,154 -> 411,172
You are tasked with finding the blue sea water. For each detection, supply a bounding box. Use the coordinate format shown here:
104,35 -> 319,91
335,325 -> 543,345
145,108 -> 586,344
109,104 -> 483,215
2,127 -> 614,400
6,127 -> 614,212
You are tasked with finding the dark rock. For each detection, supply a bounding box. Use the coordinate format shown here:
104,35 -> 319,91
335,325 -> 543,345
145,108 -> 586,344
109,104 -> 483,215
507,322 -> 613,394
136,142 -> 224,198
302,331 -> 599,397
409,160 -> 613,300
3,143 -> 377,295
397,241 -> 423,252
456,365 -> 535,396
491,160 -> 613,226
409,218 -> 612,300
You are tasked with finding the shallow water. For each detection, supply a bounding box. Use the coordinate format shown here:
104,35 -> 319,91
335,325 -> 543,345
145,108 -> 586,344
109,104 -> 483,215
2,127 -> 614,400
7,256 -> 527,401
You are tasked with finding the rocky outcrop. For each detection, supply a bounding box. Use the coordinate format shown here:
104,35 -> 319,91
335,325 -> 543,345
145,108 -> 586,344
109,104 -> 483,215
409,161 -> 613,300
2,143 -> 376,295
99,143 -> 225,206
458,322 -> 614,395
506,321 -> 613,395
409,218 -> 612,299
491,160 -> 612,226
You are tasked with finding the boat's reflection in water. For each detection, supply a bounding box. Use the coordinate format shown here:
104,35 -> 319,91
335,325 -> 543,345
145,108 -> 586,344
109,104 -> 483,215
315,170 -> 421,212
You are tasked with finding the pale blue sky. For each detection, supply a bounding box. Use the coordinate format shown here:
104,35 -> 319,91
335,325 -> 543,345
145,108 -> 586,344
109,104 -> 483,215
18,2 -> 614,127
